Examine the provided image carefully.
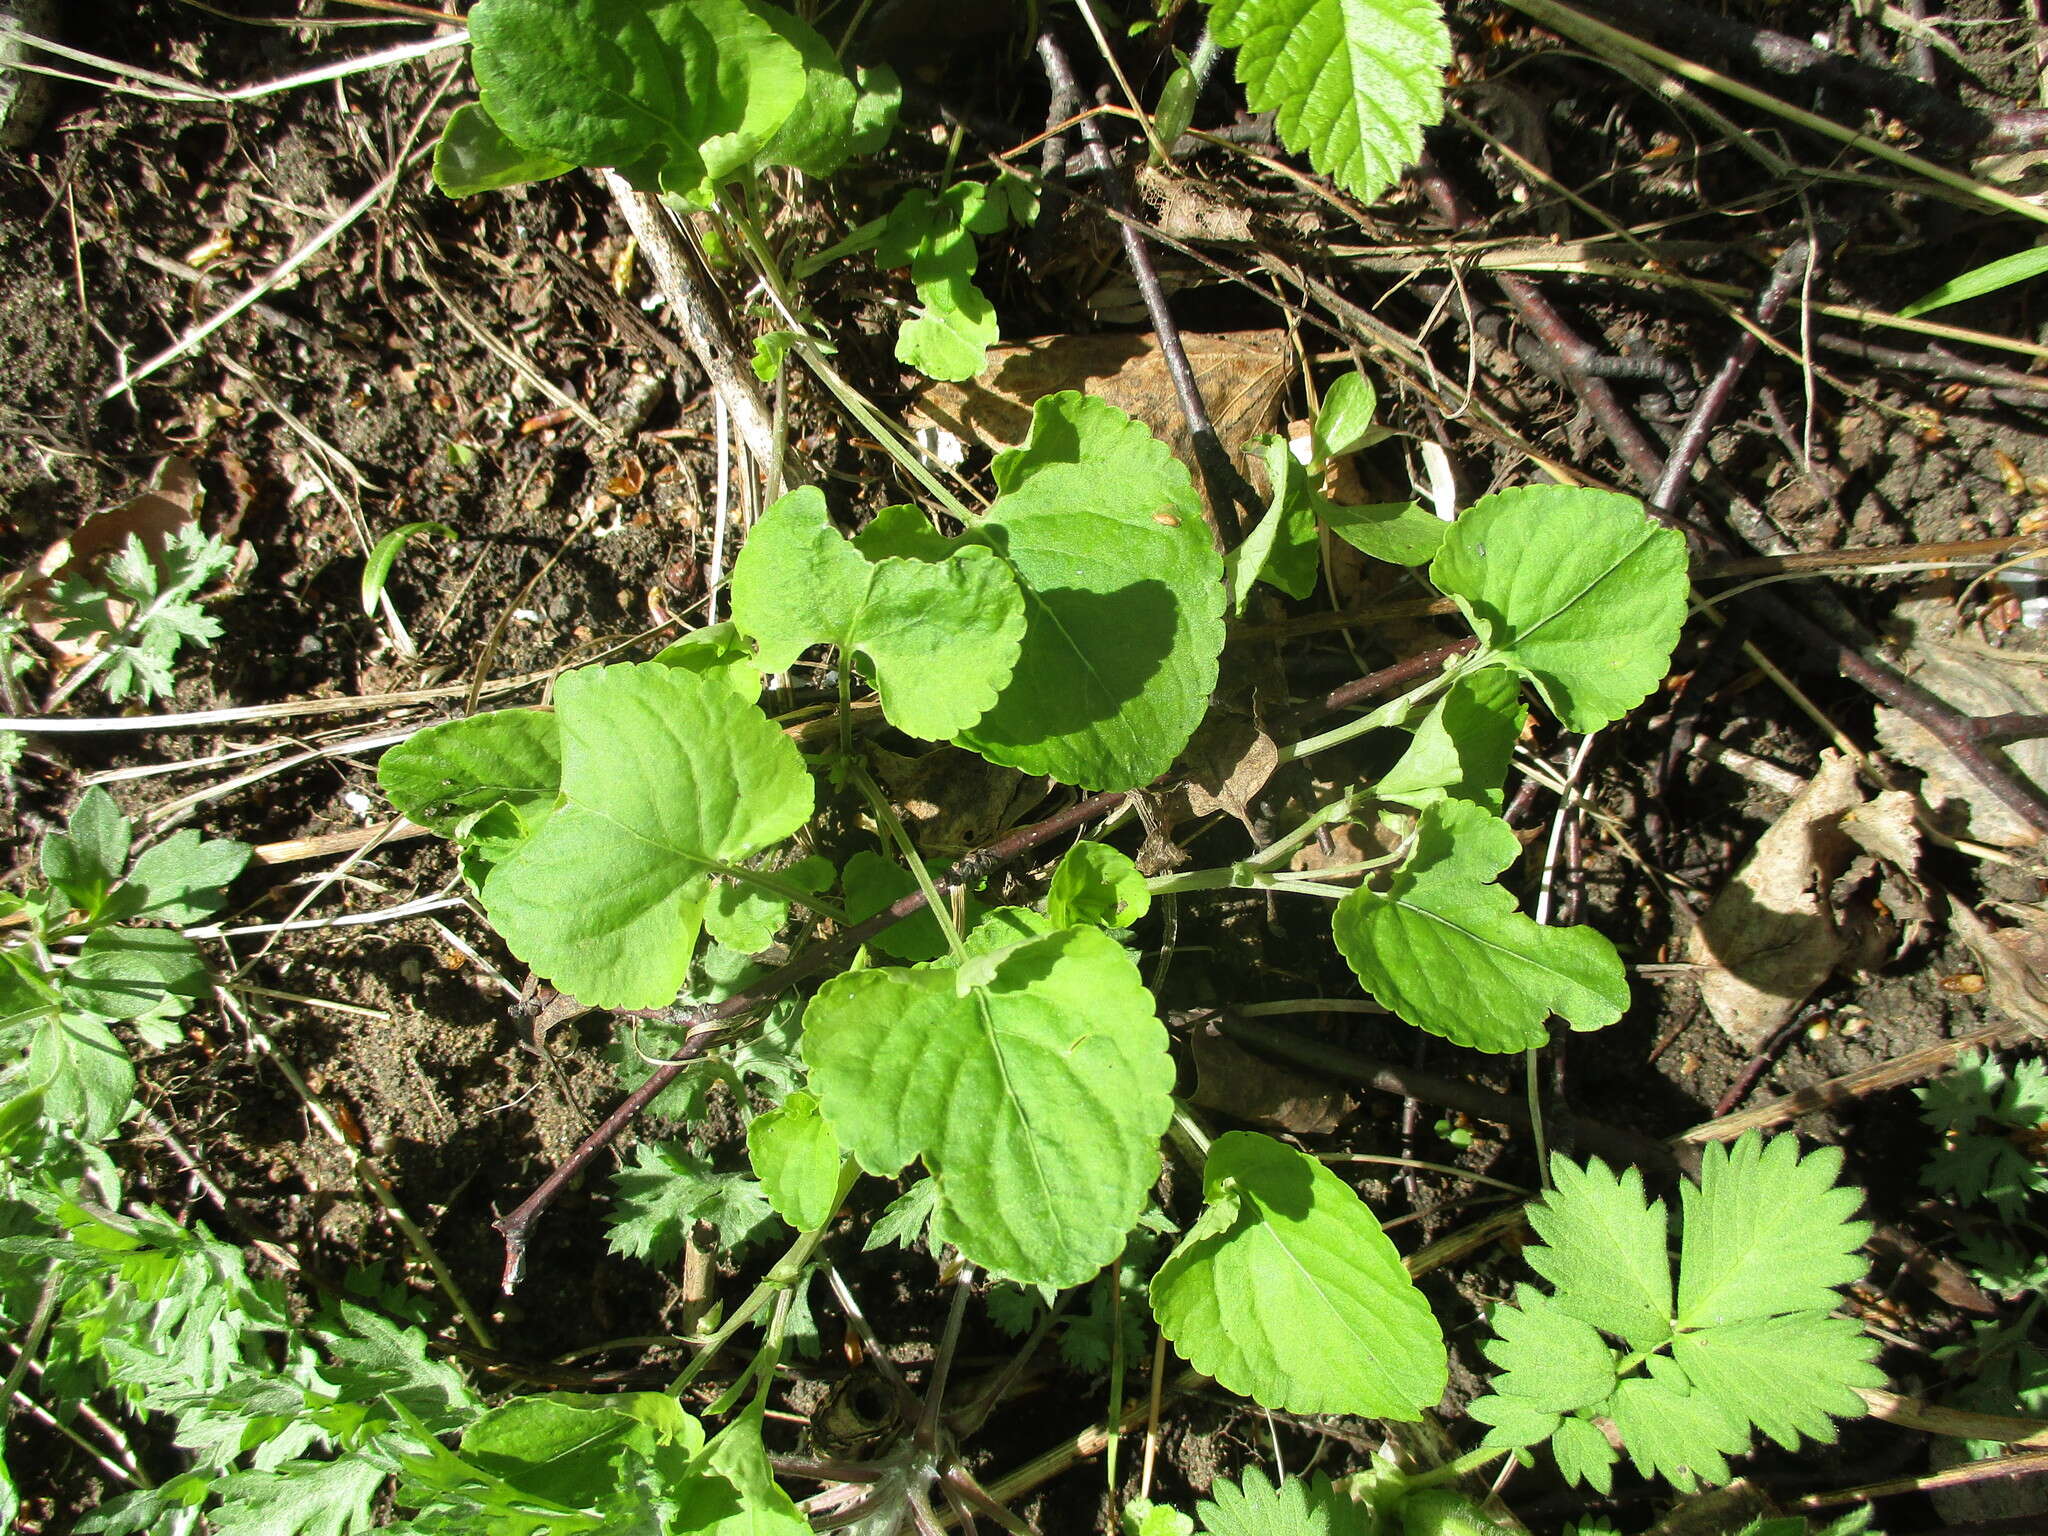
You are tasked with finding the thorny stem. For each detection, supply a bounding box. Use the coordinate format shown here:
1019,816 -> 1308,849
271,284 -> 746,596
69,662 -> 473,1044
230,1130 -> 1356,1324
1035,26 -> 1253,546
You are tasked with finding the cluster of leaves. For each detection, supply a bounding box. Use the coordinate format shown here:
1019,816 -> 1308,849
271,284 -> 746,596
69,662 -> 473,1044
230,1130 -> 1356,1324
1469,1136 -> 1882,1493
1,787 -> 250,1143
14,526 -> 236,705
1915,1048 -> 2048,1297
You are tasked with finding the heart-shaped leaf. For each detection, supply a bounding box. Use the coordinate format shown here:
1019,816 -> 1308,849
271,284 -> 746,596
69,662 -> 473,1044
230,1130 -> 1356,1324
730,486 -> 1025,741
479,663 -> 813,1010
803,926 -> 1173,1285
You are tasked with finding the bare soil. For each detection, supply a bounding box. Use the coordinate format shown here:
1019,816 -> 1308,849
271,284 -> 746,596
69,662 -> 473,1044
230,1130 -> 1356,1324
5,1 -> 2048,1532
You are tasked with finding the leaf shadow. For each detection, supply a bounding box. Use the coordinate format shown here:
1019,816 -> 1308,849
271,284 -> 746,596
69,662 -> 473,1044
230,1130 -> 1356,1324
972,577 -> 1180,742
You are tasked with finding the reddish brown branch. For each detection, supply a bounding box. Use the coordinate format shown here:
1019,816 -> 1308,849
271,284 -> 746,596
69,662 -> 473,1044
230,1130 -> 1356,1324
1036,27 -> 1252,545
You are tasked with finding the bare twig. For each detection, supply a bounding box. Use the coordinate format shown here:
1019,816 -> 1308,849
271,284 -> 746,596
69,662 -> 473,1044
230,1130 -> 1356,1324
604,172 -> 781,476
1035,27 -> 1253,545
1651,240 -> 1812,516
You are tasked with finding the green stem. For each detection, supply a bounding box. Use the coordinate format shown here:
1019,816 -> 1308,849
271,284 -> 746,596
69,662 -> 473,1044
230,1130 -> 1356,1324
723,204 -> 974,519
1394,1442 -> 1511,1493
851,763 -> 966,961
1275,665 -> 1469,766
670,1157 -> 859,1395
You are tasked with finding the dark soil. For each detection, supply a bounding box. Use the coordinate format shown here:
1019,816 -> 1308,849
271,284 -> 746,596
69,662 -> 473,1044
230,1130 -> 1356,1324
4,2 -> 2048,1533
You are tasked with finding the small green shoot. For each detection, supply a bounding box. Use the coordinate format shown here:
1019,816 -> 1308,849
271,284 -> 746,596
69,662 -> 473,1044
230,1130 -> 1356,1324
43,524 -> 236,705
360,520 -> 456,616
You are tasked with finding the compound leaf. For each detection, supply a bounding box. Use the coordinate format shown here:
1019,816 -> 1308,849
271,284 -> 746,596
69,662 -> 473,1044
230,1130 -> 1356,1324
1430,487 -> 1688,732
207,1458 -> 387,1536
479,663 -> 813,1010
64,928 -> 208,1022
1193,1468 -> 1375,1536
1331,799 -> 1628,1051
1677,1135 -> 1871,1328
1208,0 -> 1450,205
26,1012 -> 133,1141
378,710 -> 562,838
43,787 -> 132,915
1609,1357 -> 1749,1492
1917,1051 -> 2048,1219
609,1142 -> 776,1265
803,926 -> 1173,1286
729,485 -> 1025,740
958,393 -> 1225,790
1478,1285 -> 1618,1414
118,829 -> 251,924
1150,1131 -> 1446,1418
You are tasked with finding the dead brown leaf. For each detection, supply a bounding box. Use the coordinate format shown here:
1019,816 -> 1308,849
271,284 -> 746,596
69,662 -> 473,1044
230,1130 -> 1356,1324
1688,752 -> 1874,1047
906,330 -> 1291,472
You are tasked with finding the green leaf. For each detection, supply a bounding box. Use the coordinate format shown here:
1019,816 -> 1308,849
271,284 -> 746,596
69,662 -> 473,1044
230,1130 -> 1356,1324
746,1091 -> 843,1232
651,620 -> 764,702
1209,0 -> 1450,205
1676,1135 -> 1871,1328
1670,1313 -> 1883,1450
804,926 -> 1173,1285
1465,1393 -> 1559,1452
1193,1469 -> 1375,1535
840,848 -> 983,963
694,1398 -> 811,1535
1430,487 -> 1688,732
1228,437 -> 1324,607
1609,1356 -> 1749,1491
1900,243 -> 2048,318
64,927 -> 208,1021
433,102 -> 574,195
1487,1135 -> 1880,1495
26,1012 -> 133,1140
957,392 -> 1226,790
466,0 -> 803,196
361,521 -> 457,616
864,1175 -> 938,1253
479,663 -> 814,1010
1045,842 -> 1151,929
729,485 -> 1026,740
1322,499 -> 1446,565
43,786 -> 132,914
1313,372 -> 1378,462
378,710 -> 562,838
1331,799 -> 1629,1050
1917,1050 -> 2048,1218
117,829 -> 251,924
877,184 -> 1003,381
1374,666 -> 1525,813
314,1299 -> 483,1438
1549,1415 -> 1621,1494
1150,1131 -> 1446,1418
1477,1285 -> 1619,1413
1524,1155 -> 1673,1351
748,3 -> 863,178
609,1142 -> 776,1265
208,1458 -> 388,1536
705,854 -> 831,954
